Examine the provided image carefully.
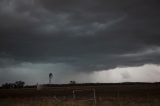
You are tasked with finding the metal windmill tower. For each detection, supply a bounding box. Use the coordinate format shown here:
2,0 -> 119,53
49,73 -> 53,84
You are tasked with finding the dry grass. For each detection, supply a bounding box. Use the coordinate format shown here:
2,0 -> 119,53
1,84 -> 160,106
0,97 -> 90,106
0,96 -> 160,106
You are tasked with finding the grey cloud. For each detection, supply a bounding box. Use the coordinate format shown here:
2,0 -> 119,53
0,0 -> 160,73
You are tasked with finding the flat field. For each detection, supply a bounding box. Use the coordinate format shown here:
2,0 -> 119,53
0,83 -> 160,106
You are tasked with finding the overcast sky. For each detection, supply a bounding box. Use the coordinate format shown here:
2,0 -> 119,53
0,0 -> 160,85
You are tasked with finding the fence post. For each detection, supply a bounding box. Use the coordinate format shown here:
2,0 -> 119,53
93,89 -> 97,105
73,90 -> 76,100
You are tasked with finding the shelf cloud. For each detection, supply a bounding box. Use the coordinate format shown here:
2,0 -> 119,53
0,0 -> 160,84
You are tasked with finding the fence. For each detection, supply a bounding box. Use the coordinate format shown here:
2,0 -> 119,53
72,88 -> 97,105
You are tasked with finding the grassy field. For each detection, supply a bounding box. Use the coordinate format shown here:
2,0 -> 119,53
0,83 -> 160,106
1,97 -> 160,106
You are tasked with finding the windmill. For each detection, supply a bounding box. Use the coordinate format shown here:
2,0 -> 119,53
49,73 -> 53,84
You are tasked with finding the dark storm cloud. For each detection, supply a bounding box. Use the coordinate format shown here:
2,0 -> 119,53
0,0 -> 160,72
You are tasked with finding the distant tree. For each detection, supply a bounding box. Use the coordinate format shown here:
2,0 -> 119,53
14,81 -> 25,88
69,81 -> 76,84
2,83 -> 15,89
1,81 -> 25,89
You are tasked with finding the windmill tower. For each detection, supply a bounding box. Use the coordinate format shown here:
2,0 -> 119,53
49,73 -> 53,84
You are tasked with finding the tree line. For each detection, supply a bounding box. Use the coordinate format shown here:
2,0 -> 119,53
1,81 -> 25,89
